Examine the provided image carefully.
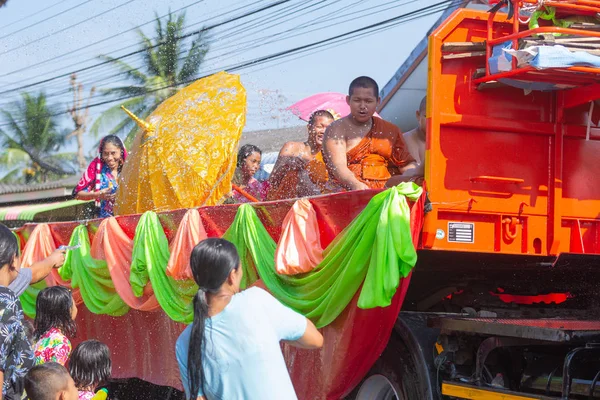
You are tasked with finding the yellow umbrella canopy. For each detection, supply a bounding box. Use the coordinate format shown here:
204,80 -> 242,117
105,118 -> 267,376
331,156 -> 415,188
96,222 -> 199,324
115,71 -> 246,215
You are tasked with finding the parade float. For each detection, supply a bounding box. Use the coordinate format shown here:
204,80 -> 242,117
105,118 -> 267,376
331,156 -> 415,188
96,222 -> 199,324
11,1 -> 600,398
11,71 -> 425,399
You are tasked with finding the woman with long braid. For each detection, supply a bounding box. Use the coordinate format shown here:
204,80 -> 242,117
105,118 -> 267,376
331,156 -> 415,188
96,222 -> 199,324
175,238 -> 322,400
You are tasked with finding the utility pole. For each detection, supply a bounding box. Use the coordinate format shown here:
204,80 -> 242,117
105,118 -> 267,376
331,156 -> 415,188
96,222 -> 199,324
67,73 -> 96,172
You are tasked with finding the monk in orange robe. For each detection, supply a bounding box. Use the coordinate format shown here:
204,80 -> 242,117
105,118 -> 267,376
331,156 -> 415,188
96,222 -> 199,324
323,76 -> 420,190
267,110 -> 335,200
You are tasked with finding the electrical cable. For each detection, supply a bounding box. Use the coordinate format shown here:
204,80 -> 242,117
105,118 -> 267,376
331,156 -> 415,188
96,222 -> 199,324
0,0 -> 292,95
0,0 -> 457,127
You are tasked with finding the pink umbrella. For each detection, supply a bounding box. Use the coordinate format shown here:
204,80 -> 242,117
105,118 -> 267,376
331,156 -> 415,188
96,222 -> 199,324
287,92 -> 380,122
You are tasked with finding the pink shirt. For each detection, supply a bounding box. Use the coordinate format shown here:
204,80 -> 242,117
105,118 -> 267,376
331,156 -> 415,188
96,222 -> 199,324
233,178 -> 269,203
33,327 -> 72,366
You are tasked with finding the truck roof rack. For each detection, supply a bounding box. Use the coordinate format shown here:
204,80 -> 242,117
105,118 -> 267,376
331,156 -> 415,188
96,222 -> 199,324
473,0 -> 600,90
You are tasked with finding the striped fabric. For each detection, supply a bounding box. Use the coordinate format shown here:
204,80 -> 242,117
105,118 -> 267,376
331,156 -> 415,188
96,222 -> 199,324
0,200 -> 92,221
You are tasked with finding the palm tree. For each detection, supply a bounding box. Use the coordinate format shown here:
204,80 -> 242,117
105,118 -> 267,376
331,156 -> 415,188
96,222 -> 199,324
91,12 -> 209,144
0,92 -> 75,183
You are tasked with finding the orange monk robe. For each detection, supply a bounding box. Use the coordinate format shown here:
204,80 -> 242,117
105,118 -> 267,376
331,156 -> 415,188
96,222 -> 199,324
267,152 -> 329,201
345,117 -> 416,189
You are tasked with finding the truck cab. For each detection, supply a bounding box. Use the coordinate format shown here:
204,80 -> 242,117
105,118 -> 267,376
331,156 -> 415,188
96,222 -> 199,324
353,4 -> 600,399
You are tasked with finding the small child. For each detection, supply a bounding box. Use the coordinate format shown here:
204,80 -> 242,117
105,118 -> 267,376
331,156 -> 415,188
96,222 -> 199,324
33,286 -> 78,366
69,340 -> 112,400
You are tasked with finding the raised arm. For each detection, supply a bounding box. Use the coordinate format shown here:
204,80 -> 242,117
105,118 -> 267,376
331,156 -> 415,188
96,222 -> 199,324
75,188 -> 114,202
267,142 -> 304,189
29,249 -> 66,284
323,123 -> 368,191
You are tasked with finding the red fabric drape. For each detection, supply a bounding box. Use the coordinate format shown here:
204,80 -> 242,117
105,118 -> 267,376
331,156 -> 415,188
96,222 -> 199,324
282,191 -> 425,399
18,190 -> 422,399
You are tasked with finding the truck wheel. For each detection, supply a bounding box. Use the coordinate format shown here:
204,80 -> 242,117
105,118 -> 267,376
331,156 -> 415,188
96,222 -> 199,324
352,334 -> 423,400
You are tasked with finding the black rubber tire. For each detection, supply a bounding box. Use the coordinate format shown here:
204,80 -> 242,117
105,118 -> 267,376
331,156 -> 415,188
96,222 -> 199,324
346,333 -> 425,400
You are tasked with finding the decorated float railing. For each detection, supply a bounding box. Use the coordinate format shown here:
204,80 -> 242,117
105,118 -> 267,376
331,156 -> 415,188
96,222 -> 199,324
13,183 -> 424,400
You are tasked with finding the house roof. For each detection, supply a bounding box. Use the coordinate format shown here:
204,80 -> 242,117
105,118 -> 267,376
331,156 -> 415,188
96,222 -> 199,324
0,176 -> 80,195
240,125 -> 306,153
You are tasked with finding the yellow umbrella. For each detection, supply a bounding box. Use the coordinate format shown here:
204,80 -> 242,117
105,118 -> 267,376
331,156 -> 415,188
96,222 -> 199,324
114,71 -> 246,215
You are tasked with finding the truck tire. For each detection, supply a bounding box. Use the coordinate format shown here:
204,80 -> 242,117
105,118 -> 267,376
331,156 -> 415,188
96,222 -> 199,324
351,333 -> 423,400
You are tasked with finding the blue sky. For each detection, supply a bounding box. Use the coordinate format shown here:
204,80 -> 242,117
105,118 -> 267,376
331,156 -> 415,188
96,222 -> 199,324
0,0 -> 446,154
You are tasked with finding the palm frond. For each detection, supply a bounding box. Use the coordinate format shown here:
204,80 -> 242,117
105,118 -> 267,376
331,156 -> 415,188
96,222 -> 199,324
178,31 -> 209,82
97,56 -> 148,85
0,109 -> 25,144
89,97 -> 144,137
0,167 -> 24,183
0,148 -> 29,167
101,86 -> 148,98
137,29 -> 163,77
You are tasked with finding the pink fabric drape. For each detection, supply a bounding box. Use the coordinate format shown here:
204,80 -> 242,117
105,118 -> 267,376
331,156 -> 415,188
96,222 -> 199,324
166,209 -> 207,280
91,218 -> 160,311
20,223 -> 83,304
275,199 -> 323,275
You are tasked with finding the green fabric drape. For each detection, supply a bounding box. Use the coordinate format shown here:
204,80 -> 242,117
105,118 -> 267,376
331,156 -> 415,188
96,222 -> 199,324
59,225 -> 129,316
12,231 -> 39,317
20,281 -> 46,318
223,205 -> 273,289
15,184 -> 421,327
224,183 -> 422,328
129,211 -> 197,323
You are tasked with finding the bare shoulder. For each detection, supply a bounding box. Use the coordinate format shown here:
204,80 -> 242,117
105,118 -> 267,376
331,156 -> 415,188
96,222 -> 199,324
403,128 -> 417,140
279,141 -> 304,156
324,117 -> 350,141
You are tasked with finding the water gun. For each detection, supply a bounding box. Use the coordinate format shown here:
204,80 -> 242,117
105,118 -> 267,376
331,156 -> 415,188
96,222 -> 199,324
91,388 -> 108,400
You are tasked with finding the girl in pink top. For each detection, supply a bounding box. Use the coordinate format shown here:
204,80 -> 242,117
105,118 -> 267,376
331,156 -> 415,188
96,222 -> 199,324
33,286 -> 77,366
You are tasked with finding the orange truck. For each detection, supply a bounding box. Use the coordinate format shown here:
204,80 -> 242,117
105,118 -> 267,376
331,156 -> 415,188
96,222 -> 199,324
350,3 -> 600,400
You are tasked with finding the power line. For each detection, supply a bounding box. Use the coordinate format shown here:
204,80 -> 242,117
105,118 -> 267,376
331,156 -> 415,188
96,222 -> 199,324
0,0 -> 74,32
0,0 -> 252,83
0,0 -> 292,96
0,0 -> 457,128
0,0 -> 437,111
0,0 -> 138,56
0,0 -> 318,108
0,0 -> 385,100
0,0 -> 95,40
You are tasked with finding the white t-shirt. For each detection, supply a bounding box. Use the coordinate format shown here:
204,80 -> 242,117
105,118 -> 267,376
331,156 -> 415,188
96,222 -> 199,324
176,287 -> 307,400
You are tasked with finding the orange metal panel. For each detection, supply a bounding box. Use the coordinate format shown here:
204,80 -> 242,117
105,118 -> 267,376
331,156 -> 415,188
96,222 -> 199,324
422,9 -> 600,256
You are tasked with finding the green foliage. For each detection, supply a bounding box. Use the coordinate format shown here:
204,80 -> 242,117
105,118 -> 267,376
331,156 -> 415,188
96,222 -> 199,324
92,12 -> 209,145
0,92 -> 75,183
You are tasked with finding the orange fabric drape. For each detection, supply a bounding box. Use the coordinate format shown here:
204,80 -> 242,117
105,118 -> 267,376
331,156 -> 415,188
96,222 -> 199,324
275,198 -> 323,275
166,209 -> 207,280
91,218 -> 160,311
20,223 -> 83,304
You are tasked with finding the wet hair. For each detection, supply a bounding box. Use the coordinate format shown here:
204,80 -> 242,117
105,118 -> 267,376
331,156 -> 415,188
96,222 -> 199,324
69,340 -> 112,390
348,76 -> 379,98
25,362 -> 72,400
34,286 -> 76,340
419,96 -> 427,114
308,110 -> 334,125
100,134 -> 126,172
187,238 -> 240,400
237,144 -> 262,168
0,223 -> 18,270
